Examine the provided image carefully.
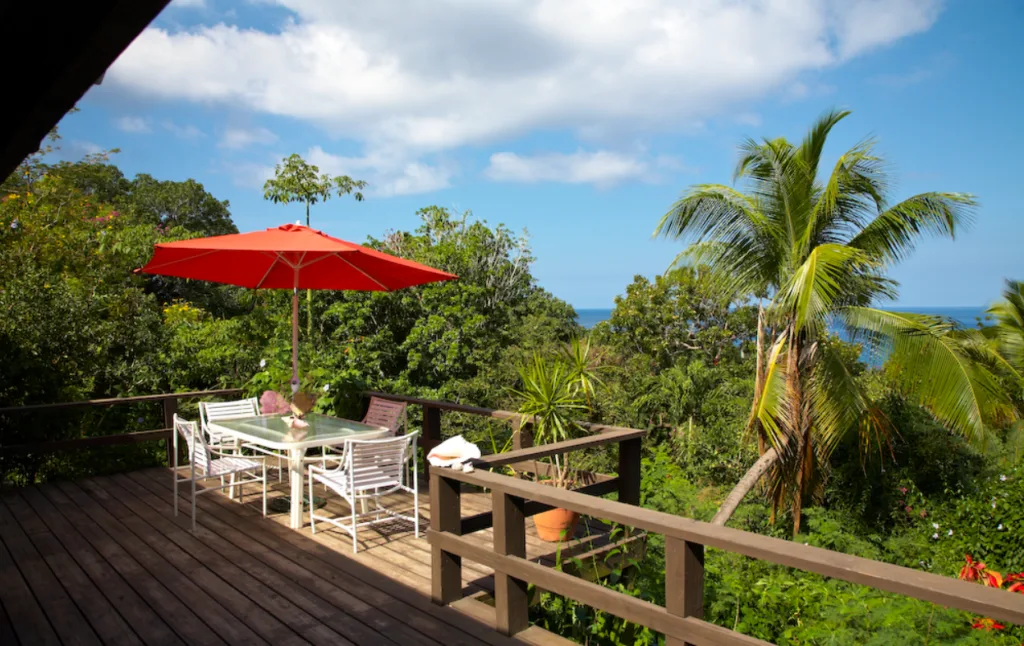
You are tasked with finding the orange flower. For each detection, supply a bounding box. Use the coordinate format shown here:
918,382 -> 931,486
971,617 -> 1005,631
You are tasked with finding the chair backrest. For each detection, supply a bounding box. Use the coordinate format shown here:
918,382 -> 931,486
344,431 -> 418,487
174,414 -> 211,474
361,397 -> 407,436
200,398 -> 260,439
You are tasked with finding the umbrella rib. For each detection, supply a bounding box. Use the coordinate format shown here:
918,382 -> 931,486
140,249 -> 221,272
333,251 -> 392,291
254,253 -> 282,289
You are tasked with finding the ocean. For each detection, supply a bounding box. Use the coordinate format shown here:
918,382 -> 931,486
575,306 -> 989,330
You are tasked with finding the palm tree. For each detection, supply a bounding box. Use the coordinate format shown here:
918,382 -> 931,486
656,109 -> 1017,534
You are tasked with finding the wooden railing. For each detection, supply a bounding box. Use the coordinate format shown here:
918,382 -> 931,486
0,388 -> 243,465
431,462 -> 1024,644
366,395 -> 1024,644
364,391 -> 644,537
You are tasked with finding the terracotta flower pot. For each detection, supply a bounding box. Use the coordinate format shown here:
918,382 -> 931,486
534,507 -> 581,542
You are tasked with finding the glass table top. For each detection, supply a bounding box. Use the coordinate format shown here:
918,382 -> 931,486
209,413 -> 387,448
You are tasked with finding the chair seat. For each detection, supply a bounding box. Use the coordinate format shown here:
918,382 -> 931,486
207,456 -> 263,477
313,469 -> 401,493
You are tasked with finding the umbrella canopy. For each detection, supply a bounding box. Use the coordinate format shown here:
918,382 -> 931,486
140,223 -> 455,291
139,223 -> 456,390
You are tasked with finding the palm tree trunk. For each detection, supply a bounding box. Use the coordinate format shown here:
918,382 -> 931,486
785,324 -> 805,535
711,447 -> 779,525
750,304 -> 767,455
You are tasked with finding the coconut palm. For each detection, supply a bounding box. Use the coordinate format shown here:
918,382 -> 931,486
656,109 -> 1017,533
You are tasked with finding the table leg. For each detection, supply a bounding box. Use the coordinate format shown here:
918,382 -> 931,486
289,447 -> 305,529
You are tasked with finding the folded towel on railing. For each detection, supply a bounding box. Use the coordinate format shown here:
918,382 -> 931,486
427,435 -> 481,468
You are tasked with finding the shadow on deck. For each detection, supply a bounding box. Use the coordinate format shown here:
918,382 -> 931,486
0,467 -> 578,645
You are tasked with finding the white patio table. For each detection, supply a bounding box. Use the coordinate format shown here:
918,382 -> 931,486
208,413 -> 389,529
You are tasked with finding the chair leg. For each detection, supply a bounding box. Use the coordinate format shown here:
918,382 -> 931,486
308,472 -> 316,535
173,476 -> 179,518
191,478 -> 197,533
278,455 -> 284,483
262,464 -> 267,517
413,474 -> 420,539
229,473 -> 236,500
351,495 -> 358,554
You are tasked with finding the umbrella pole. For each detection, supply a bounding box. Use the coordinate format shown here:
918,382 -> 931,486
291,287 -> 299,395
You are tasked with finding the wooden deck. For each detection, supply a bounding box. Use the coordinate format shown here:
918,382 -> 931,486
0,467 -> 581,645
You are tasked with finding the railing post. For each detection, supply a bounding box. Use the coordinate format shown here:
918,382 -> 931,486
422,404 -> 441,477
493,489 -> 528,635
618,436 -> 641,506
665,537 -> 704,646
512,417 -> 533,450
162,396 -> 178,467
430,470 -> 462,605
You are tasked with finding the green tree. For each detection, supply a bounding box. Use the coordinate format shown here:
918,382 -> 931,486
656,109 -> 1017,533
263,153 -> 367,337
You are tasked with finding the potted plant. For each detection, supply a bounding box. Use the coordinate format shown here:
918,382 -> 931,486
513,339 -> 601,542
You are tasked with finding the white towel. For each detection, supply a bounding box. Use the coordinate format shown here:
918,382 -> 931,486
427,435 -> 481,467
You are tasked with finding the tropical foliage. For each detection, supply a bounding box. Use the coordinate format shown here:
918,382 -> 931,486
655,109 -> 1018,532
3,114 -> 1023,644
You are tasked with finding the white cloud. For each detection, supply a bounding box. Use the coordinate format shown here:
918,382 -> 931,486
106,0 -> 942,188
220,126 -> 278,149
306,145 -> 454,197
116,116 -> 151,133
169,0 -> 206,8
162,121 -> 204,139
486,150 -> 681,186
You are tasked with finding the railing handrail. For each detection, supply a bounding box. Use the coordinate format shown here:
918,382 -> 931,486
0,388 -> 244,414
433,465 -> 1024,630
363,391 -> 640,435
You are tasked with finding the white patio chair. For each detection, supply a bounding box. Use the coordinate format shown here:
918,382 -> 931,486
172,414 -> 268,532
200,397 -> 286,484
308,431 -> 420,553
319,397 -> 408,465
199,398 -> 260,452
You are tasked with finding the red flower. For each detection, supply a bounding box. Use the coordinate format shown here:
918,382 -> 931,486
1007,573 -> 1024,594
960,555 -> 985,582
971,617 -> 1005,631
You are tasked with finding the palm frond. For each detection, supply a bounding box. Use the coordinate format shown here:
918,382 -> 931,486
806,137 -> 886,250
774,244 -> 870,334
842,307 -> 1016,445
750,330 -> 794,456
796,108 -> 852,182
810,339 -> 892,461
655,184 -> 764,242
847,192 -> 977,265
988,279 -> 1024,374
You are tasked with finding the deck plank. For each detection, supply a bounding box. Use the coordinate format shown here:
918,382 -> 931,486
54,480 -> 277,645
130,469 -> 493,646
4,467 -> 589,646
33,484 -> 222,646
101,472 -> 424,646
132,467 -> 527,646
0,591 -> 18,646
16,487 -> 185,646
0,531 -> 60,646
2,493 -> 143,645
0,497 -> 102,646
76,476 -> 341,646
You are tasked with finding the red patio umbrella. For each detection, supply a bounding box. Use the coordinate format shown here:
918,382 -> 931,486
139,223 -> 456,391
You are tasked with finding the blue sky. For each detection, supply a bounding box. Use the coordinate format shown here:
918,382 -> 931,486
56,0 -> 1023,308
